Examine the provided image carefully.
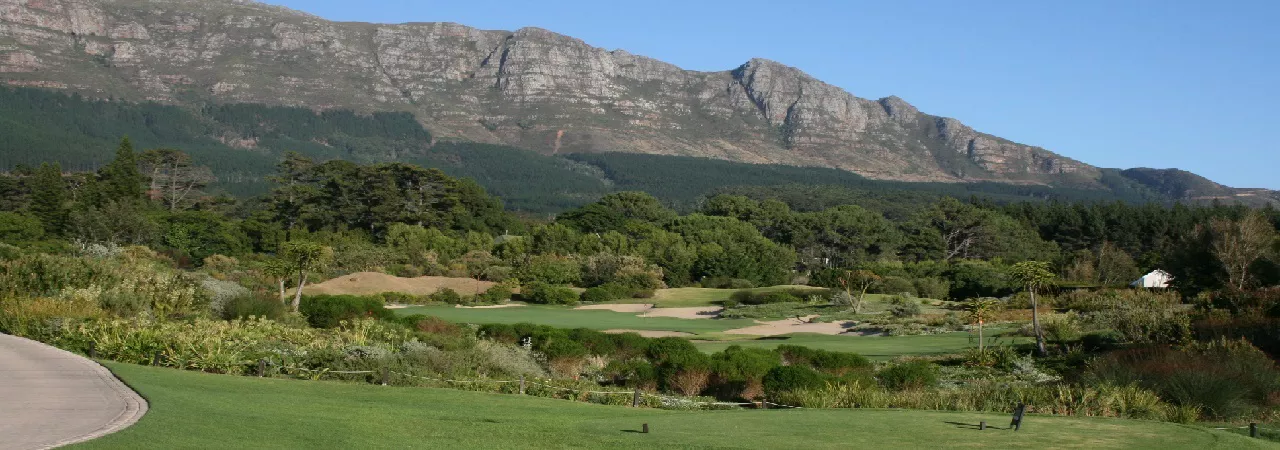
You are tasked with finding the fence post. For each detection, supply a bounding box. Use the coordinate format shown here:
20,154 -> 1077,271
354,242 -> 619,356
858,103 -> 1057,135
979,421 -> 986,431
381,367 -> 390,386
87,341 -> 96,359
642,423 -> 649,434
762,397 -> 768,410
519,375 -> 526,395
257,359 -> 267,377
151,351 -> 161,366
1250,423 -> 1258,438
632,388 -> 641,407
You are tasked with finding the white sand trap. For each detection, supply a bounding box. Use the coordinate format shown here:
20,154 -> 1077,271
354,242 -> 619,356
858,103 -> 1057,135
453,303 -> 525,309
575,304 -> 654,313
723,315 -> 853,336
602,329 -> 695,338
642,306 -> 723,319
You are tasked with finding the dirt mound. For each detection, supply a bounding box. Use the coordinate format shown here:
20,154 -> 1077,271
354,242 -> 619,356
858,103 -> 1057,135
302,272 -> 495,297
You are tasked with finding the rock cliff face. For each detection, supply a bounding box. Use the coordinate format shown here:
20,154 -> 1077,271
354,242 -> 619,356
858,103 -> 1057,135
1,0 -> 1098,183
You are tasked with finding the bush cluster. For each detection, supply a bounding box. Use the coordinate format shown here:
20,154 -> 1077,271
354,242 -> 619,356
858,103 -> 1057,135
299,295 -> 394,328
519,282 -> 578,305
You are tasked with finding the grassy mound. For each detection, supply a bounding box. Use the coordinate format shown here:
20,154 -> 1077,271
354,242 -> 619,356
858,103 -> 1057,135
81,363 -> 1271,449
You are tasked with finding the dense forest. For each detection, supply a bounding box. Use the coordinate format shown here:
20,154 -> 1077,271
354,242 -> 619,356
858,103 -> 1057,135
0,86 -> 1211,214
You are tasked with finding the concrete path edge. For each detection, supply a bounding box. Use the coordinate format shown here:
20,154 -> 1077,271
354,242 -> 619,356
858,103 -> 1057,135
4,334 -> 149,449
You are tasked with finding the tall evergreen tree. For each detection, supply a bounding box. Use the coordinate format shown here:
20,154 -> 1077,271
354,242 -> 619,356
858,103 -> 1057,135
29,162 -> 68,234
98,137 -> 144,202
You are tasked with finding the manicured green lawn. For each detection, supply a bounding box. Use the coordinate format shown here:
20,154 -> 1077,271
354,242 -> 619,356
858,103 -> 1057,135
394,305 -> 755,333
693,330 -> 1028,360
82,363 -> 1272,449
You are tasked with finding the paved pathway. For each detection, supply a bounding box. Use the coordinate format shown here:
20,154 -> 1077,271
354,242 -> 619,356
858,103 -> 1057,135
0,334 -> 147,450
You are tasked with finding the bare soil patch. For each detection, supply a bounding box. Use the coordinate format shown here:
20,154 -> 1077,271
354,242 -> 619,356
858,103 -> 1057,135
602,329 -> 696,338
301,272 -> 495,297
723,315 -> 853,336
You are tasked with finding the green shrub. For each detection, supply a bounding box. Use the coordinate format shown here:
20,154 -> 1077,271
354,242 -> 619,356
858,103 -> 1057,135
299,295 -> 393,328
1086,338 -> 1280,420
478,323 -> 520,344
876,276 -> 917,297
888,296 -> 923,318
762,365 -> 827,396
878,360 -> 939,391
776,345 -> 871,376
476,285 -> 513,304
728,288 -> 820,306
403,315 -> 464,336
568,328 -> 617,356
520,282 -> 578,305
914,277 -> 950,300
701,277 -> 755,289
428,288 -> 463,305
219,294 -> 288,320
378,291 -> 421,305
579,287 -> 613,303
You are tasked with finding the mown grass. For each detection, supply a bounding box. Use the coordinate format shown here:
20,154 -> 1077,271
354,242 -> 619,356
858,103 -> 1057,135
393,305 -> 755,334
81,363 -> 1272,449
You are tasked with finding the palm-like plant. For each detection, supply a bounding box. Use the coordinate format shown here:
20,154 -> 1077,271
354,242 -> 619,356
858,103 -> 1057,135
1010,261 -> 1055,356
963,297 -> 1001,353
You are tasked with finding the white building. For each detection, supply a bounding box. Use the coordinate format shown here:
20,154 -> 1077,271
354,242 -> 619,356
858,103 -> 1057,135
1131,270 -> 1172,289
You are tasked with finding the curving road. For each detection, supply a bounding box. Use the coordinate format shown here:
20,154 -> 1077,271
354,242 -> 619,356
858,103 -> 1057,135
0,334 -> 147,450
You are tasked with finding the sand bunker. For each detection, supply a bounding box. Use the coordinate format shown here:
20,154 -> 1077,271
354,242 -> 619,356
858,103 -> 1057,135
575,304 -> 654,313
453,303 -> 524,309
602,329 -> 695,338
642,306 -> 723,319
302,272 -> 496,297
723,315 -> 853,336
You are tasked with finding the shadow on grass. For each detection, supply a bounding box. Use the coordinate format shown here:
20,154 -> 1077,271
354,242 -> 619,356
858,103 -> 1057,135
944,421 -> 1006,431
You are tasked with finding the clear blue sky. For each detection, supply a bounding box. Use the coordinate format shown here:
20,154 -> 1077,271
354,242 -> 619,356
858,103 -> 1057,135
270,0 -> 1279,189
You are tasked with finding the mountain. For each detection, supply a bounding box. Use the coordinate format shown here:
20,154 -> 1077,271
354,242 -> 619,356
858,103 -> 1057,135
0,0 -> 1274,206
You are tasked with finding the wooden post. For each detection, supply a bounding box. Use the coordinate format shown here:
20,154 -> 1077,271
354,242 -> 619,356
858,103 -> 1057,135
632,388 -> 641,407
381,367 -> 390,386
519,375 -> 526,395
151,351 -> 161,366
1250,423 -> 1258,438
762,398 -> 768,410
87,341 -> 96,359
979,421 -> 986,431
642,423 -> 649,434
257,359 -> 267,377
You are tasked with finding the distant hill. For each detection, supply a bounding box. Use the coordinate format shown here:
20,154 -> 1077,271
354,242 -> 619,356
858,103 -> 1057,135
0,0 -> 1274,208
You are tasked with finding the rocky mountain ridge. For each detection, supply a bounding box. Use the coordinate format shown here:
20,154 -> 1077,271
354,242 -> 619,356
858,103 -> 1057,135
0,0 -> 1270,202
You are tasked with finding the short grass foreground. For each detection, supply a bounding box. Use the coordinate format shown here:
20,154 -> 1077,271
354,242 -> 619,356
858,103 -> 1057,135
82,363 -> 1271,449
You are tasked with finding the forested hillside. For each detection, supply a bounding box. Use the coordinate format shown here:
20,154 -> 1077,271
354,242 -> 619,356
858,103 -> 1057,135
0,86 -> 1228,214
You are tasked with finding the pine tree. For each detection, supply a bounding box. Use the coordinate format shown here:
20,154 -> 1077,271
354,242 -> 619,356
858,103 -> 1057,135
98,137 -> 144,202
29,162 -> 68,235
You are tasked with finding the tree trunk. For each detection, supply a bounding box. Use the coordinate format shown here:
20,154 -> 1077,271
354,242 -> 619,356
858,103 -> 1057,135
278,278 -> 287,300
978,320 -> 985,353
1031,289 -> 1046,356
291,269 -> 308,312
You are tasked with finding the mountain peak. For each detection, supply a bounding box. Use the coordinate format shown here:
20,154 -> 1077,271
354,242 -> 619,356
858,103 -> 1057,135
0,0 -> 1185,188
